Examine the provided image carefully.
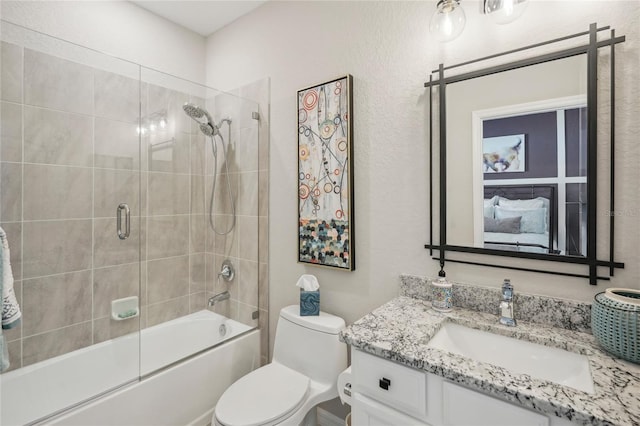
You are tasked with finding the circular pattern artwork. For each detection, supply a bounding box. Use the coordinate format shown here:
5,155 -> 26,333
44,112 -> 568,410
297,76 -> 353,270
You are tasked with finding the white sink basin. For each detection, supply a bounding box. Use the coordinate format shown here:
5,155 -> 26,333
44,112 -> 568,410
427,322 -> 594,394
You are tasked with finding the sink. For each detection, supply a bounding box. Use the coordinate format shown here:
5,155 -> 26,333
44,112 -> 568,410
427,322 -> 594,393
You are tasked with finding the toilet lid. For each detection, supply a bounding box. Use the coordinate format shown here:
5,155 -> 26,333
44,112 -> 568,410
216,363 -> 310,426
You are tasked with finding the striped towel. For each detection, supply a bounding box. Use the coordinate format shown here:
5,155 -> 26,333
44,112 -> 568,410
1,226 -> 21,330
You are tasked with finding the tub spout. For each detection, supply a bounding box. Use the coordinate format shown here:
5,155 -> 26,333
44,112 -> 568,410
208,291 -> 230,307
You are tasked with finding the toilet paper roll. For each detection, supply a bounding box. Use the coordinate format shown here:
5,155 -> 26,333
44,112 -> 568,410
337,367 -> 353,406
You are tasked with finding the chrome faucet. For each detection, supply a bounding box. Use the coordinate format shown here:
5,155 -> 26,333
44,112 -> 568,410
499,279 -> 516,326
208,291 -> 230,307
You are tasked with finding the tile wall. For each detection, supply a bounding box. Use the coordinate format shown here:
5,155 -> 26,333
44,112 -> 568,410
0,41 -> 268,371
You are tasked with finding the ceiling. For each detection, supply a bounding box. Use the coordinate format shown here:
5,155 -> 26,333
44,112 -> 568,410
131,1 -> 267,36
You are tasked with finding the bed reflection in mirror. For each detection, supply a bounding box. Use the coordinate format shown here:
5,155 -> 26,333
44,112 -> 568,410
445,54 -> 587,256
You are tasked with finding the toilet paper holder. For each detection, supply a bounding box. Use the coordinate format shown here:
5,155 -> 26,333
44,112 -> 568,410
343,382 -> 352,397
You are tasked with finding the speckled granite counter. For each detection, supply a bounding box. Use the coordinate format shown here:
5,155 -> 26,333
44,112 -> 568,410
340,296 -> 640,426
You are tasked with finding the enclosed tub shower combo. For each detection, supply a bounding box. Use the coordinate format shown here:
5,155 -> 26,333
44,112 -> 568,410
0,21 -> 266,425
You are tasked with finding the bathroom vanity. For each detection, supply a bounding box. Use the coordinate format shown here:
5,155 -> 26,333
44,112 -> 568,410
340,281 -> 640,426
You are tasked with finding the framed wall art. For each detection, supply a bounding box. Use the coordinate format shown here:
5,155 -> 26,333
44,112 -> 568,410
483,134 -> 526,173
297,75 -> 354,270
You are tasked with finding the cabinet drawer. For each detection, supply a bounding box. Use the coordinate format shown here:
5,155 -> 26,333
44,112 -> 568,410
443,381 -> 549,426
352,393 -> 430,426
352,350 -> 427,420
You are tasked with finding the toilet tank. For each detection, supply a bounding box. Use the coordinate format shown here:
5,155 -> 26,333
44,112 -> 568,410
273,305 -> 347,387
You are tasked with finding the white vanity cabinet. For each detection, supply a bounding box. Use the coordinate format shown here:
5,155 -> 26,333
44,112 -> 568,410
351,349 -> 575,426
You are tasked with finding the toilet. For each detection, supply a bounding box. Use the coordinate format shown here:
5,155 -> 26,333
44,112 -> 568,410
213,305 -> 347,426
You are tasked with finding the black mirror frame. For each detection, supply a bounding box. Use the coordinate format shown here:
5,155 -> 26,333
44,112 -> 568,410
424,23 -> 625,285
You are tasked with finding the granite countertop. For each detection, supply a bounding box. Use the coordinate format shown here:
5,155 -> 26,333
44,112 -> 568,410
340,296 -> 640,426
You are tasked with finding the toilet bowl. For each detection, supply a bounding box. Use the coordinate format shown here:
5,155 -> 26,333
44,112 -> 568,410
213,305 -> 347,426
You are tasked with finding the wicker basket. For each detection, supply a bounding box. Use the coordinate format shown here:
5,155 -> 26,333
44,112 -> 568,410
591,291 -> 640,364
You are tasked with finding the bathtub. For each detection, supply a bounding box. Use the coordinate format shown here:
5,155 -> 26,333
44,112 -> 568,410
0,310 -> 260,426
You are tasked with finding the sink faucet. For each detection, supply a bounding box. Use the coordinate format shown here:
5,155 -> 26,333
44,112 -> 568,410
208,291 -> 230,307
499,279 -> 516,327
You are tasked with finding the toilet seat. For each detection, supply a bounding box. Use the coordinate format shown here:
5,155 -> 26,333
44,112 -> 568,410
215,363 -> 310,426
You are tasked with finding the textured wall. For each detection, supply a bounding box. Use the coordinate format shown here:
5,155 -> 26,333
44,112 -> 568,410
205,1 -> 640,362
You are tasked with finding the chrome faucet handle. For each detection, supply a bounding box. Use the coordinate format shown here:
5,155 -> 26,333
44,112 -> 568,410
499,279 -> 516,326
502,279 -> 514,301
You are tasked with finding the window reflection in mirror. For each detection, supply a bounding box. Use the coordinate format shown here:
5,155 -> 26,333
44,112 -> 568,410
445,54 -> 587,257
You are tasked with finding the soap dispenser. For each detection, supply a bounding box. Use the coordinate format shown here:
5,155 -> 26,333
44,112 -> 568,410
431,266 -> 453,312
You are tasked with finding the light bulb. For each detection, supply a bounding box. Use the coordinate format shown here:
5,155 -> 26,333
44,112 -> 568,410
484,0 -> 528,24
149,123 -> 157,132
430,0 -> 466,42
159,118 -> 167,129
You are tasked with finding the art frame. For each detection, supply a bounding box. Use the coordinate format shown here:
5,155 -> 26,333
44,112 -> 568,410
482,134 -> 526,173
297,75 -> 355,270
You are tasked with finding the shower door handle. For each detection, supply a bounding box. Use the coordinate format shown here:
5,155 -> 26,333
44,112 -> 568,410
117,203 -> 130,240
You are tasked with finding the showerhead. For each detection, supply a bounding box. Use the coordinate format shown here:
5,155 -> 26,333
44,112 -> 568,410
183,102 -> 217,136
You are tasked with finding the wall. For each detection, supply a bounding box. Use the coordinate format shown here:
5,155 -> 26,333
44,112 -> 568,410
205,0 -> 640,364
0,0 -> 206,83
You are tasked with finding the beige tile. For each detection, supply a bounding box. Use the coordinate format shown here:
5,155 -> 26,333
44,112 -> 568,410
259,216 -> 268,264
258,170 -> 269,217
259,263 -> 268,311
191,175 -> 205,215
258,122 -> 269,172
93,315 -> 142,344
146,296 -> 189,327
94,217 -> 142,268
95,118 -> 139,170
190,214 -> 206,253
238,259 -> 258,307
210,172 -> 237,215
190,253 -> 206,294
258,308 -> 269,362
148,133 -> 190,174
209,215 -> 238,257
3,280 -> 22,342
236,127 -> 259,173
6,340 -> 22,372
1,162 -> 21,222
147,256 -> 189,304
24,48 -> 93,115
0,222 -> 22,281
238,171 -> 258,216
208,295 -> 230,318
191,134 -> 206,175
148,172 -> 189,216
22,322 -> 92,366
24,106 -> 93,167
146,215 -> 189,260
237,302 -> 259,328
22,270 -> 92,336
1,101 -> 22,162
94,263 -> 142,318
206,254 -> 235,296
1,42 -> 22,103
23,220 -> 92,278
189,292 -> 207,313
94,70 -> 139,123
23,164 -> 91,220
148,84 -> 190,134
94,168 -> 141,218
238,216 -> 258,262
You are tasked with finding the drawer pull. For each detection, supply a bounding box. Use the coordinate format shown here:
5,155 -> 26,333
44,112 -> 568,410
379,377 -> 391,390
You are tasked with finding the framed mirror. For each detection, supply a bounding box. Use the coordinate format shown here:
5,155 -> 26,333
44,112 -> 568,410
425,24 -> 625,284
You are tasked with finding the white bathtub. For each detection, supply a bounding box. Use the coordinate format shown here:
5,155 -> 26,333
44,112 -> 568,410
0,310 -> 260,426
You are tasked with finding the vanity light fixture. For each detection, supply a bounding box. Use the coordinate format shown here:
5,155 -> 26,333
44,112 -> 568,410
482,0 -> 528,25
430,0 -> 528,42
429,0 -> 466,43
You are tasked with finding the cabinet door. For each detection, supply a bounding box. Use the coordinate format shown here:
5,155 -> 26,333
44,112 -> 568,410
352,393 -> 431,426
442,382 -> 549,426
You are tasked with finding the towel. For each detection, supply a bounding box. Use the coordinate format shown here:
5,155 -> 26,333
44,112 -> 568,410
1,226 -> 21,330
0,228 -> 8,371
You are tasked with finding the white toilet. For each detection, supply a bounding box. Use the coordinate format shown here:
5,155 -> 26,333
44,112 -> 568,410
213,305 -> 347,426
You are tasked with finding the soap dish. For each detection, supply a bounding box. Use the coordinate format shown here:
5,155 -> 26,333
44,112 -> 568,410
111,296 -> 140,321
